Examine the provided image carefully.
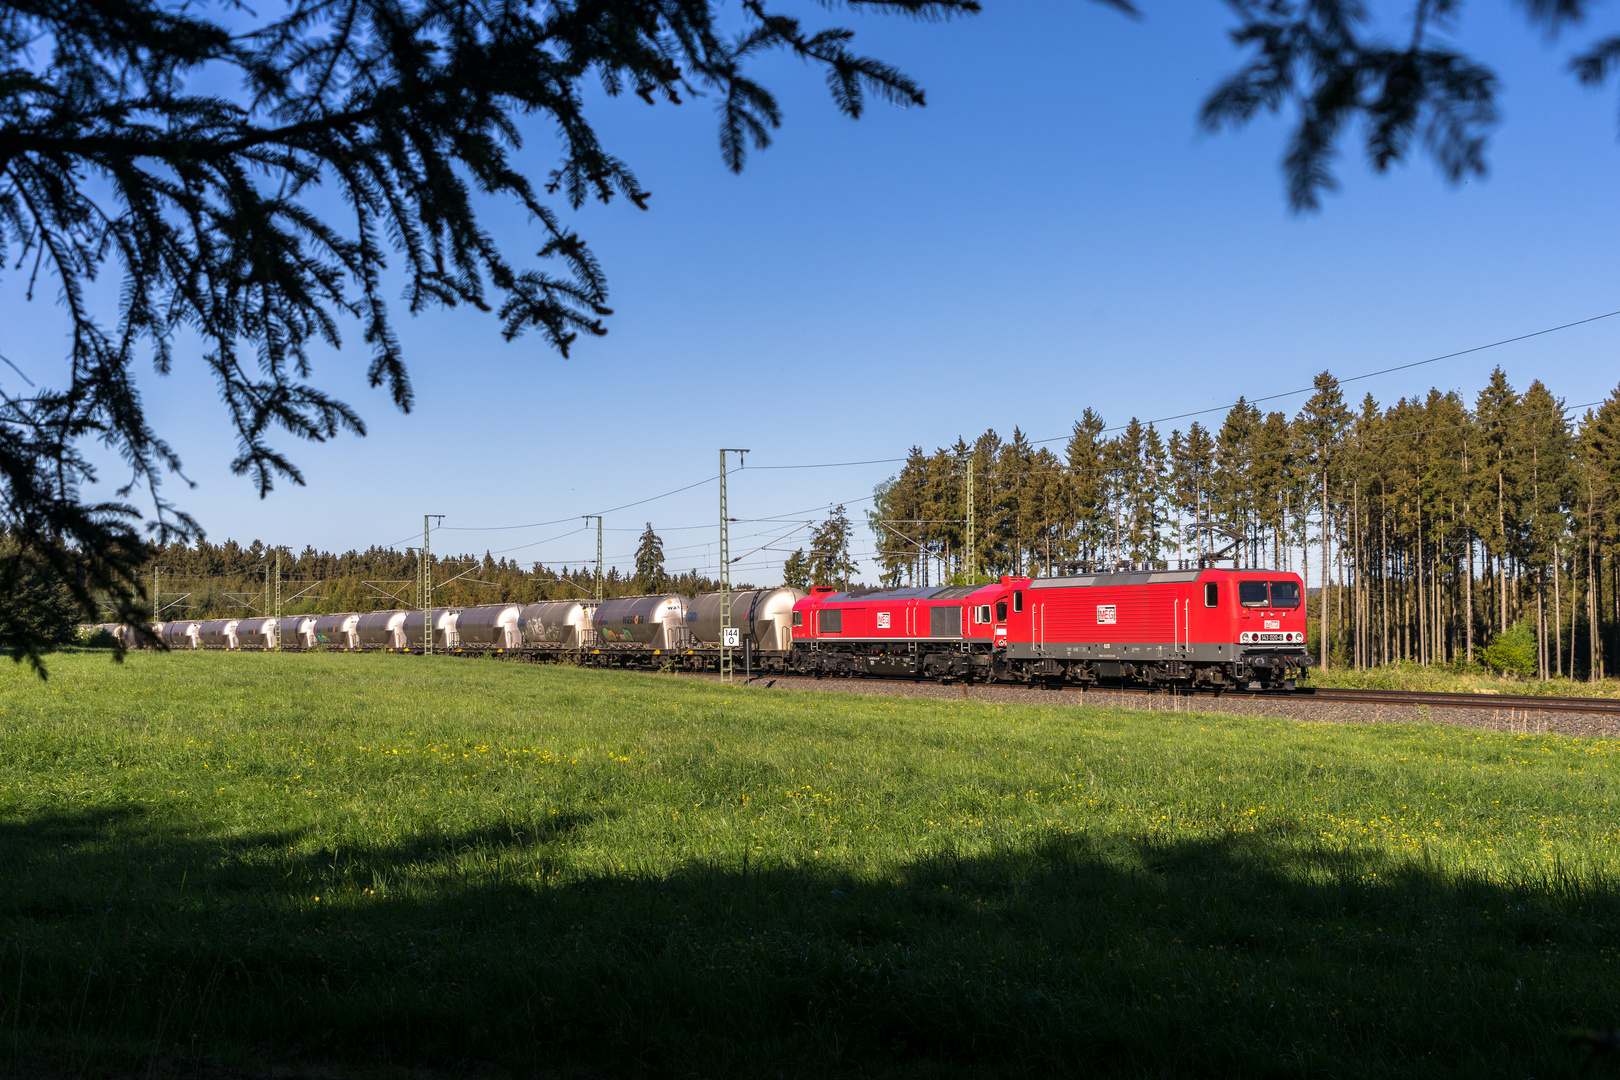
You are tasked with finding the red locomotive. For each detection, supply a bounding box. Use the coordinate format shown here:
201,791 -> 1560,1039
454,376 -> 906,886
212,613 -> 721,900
790,568 -> 1310,689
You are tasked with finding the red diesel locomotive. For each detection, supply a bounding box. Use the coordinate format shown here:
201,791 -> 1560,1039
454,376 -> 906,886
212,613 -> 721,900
790,568 -> 1311,689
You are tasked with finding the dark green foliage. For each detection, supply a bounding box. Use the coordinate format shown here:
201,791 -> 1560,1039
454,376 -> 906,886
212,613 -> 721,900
1482,620 -> 1538,678
1198,0 -> 1620,211
140,536 -> 742,617
0,537 -> 82,666
632,522 -> 665,592
0,0 -> 974,674
808,504 -> 857,588
780,547 -> 811,589
1202,0 -> 1499,211
76,627 -> 118,649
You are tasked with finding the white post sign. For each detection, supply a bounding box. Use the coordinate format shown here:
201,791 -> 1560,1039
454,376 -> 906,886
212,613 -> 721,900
722,627 -> 742,648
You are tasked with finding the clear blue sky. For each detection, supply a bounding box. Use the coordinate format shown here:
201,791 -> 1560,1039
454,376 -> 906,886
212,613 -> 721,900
8,0 -> 1620,582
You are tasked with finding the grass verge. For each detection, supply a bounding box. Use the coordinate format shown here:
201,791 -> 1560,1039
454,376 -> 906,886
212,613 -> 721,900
1304,658 -> 1620,698
3,651 -> 1620,1077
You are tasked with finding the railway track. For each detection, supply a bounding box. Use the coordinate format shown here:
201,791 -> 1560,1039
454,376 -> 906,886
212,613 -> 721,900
1272,685 -> 1620,715
723,671 -> 1620,717
1060,682 -> 1620,716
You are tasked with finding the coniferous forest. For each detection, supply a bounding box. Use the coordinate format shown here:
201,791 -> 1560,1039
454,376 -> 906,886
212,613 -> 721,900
139,524 -> 731,628
868,369 -> 1620,681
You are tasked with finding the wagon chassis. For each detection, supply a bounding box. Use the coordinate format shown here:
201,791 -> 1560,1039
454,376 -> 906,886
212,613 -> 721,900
190,634 -> 1307,690
423,637 -> 1307,691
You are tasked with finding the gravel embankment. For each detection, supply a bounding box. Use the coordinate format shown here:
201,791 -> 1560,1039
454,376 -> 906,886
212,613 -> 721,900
677,672 -> 1618,738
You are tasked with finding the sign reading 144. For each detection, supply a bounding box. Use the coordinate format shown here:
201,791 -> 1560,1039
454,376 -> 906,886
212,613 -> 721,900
722,627 -> 742,648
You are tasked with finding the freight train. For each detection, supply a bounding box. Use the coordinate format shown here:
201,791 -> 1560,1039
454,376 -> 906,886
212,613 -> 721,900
107,568 -> 1311,690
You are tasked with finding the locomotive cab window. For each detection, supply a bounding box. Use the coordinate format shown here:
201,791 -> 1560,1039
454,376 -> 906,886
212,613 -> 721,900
791,611 -> 802,627
1269,581 -> 1301,608
1204,583 -> 1219,607
1012,591 -> 1023,613
995,600 -> 1008,623
1239,581 -> 1270,607
975,605 -> 992,625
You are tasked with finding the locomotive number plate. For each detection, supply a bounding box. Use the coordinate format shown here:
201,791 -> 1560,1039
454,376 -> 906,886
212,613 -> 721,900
1240,632 -> 1292,643
876,612 -> 891,629
1096,604 -> 1117,625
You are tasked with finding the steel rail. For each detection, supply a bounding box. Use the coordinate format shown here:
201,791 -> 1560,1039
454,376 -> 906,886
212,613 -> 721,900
704,670 -> 1620,717
1056,683 -> 1620,716
1059,683 -> 1620,716
1275,686 -> 1620,716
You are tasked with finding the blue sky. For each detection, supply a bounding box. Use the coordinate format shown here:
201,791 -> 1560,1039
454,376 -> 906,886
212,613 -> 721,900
7,0 -> 1620,582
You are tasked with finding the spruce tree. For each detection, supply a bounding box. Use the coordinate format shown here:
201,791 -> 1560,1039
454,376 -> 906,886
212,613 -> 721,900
633,524 -> 666,593
810,506 -> 858,589
1298,373 -> 1351,669
1474,368 -> 1523,635
1065,410 -> 1111,573
1577,388 -> 1620,678
1519,382 -> 1574,676
1169,422 -> 1216,567
1251,411 -> 1294,568
1213,398 -> 1261,568
781,549 -> 812,591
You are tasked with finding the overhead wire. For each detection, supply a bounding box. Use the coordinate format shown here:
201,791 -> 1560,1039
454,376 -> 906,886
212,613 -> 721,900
1030,308 -> 1620,446
484,525 -> 589,557
381,308 -> 1619,571
436,473 -> 721,533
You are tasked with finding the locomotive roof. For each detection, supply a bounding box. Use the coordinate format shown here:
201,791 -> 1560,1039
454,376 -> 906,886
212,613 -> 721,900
1029,570 -> 1202,588
815,584 -> 982,603
1028,568 -> 1296,589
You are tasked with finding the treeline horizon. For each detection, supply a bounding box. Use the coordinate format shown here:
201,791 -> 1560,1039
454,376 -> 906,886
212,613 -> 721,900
870,367 -> 1620,681
140,536 -> 751,620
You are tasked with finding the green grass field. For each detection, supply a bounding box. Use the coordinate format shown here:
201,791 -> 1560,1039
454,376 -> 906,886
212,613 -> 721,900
4,651 -> 1620,1077
1304,658 -> 1620,698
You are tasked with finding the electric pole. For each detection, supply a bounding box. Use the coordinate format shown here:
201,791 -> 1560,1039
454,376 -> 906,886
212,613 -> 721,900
581,516 -> 603,603
273,547 -> 283,650
421,514 -> 444,654
719,449 -> 749,683
962,448 -> 976,584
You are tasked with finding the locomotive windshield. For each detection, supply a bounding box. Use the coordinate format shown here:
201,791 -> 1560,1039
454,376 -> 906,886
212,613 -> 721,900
1238,581 -> 1269,607
1269,581 -> 1301,608
1238,581 -> 1301,608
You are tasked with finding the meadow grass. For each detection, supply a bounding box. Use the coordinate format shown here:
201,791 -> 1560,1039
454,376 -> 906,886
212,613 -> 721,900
1304,657 -> 1620,698
3,651 -> 1620,1077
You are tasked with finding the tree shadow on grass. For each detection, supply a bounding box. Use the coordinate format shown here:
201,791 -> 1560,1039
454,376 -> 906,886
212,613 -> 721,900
0,809 -> 1614,1078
